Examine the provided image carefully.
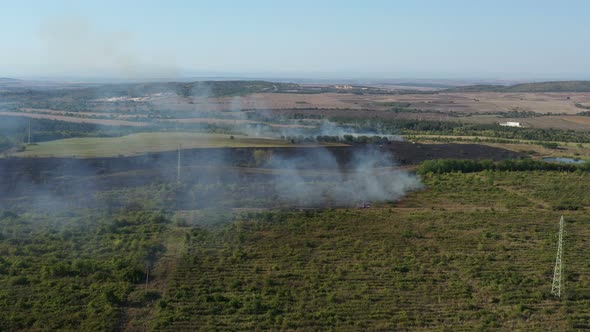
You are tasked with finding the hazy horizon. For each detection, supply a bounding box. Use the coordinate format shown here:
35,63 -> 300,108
2,0 -> 590,81
4,73 -> 588,85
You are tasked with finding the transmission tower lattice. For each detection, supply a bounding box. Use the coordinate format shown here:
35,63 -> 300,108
551,215 -> 565,298
177,144 -> 182,183
27,120 -> 31,144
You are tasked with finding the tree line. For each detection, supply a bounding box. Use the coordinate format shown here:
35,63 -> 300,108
332,118 -> 590,143
417,158 -> 590,175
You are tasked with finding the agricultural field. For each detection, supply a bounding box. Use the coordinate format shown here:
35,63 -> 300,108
5,80 -> 590,133
0,111 -> 150,127
236,91 -> 590,115
7,91 -> 590,126
9,132 -> 325,158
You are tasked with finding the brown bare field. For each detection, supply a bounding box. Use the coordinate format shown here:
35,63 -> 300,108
552,115 -> 590,125
0,111 -> 149,127
518,116 -> 590,130
241,93 -> 590,130
443,92 -> 590,114
434,114 -> 590,131
182,92 -> 590,114
146,93 -> 364,112
14,90 -> 590,130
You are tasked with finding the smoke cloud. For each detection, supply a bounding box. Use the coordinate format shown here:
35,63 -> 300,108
266,146 -> 421,207
0,80 -> 422,215
38,16 -> 180,79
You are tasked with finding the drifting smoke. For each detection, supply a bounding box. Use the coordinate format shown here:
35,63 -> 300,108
38,16 -> 180,79
157,82 -> 421,207
316,119 -> 402,141
0,80 -> 423,213
266,146 -> 421,206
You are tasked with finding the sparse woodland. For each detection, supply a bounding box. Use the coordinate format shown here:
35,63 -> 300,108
1,170 -> 590,330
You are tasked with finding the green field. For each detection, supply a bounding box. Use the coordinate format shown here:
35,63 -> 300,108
151,171 -> 590,331
3,170 -> 590,330
11,132 -> 333,158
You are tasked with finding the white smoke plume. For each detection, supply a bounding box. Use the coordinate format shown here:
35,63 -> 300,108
266,146 -> 421,207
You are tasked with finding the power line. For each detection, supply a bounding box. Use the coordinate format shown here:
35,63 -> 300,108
27,120 -> 31,145
551,215 -> 565,298
177,144 -> 181,183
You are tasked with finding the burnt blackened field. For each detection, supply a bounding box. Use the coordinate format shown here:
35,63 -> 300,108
0,142 -> 519,211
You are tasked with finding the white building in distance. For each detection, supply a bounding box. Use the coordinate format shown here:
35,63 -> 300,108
499,121 -> 522,127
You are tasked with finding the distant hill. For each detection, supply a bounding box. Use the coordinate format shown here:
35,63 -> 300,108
0,80 -> 302,99
443,84 -> 505,92
0,78 -> 38,88
444,81 -> 590,93
0,77 -> 96,90
76,80 -> 294,98
1,80 -> 410,99
0,78 -> 22,83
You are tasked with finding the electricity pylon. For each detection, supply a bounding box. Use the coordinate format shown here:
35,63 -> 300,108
551,215 -> 565,298
177,144 -> 182,183
27,120 -> 31,144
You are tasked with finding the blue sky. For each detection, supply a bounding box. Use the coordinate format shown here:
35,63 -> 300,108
1,0 -> 589,80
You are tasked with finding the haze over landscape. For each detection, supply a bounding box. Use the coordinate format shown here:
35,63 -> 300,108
2,0 -> 590,81
3,1 -> 590,331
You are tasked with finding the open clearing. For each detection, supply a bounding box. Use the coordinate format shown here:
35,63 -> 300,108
12,132 -> 330,158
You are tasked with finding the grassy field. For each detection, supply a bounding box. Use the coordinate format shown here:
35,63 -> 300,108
11,132 -> 335,158
3,169 -> 590,330
148,171 -> 590,331
0,111 -> 149,127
